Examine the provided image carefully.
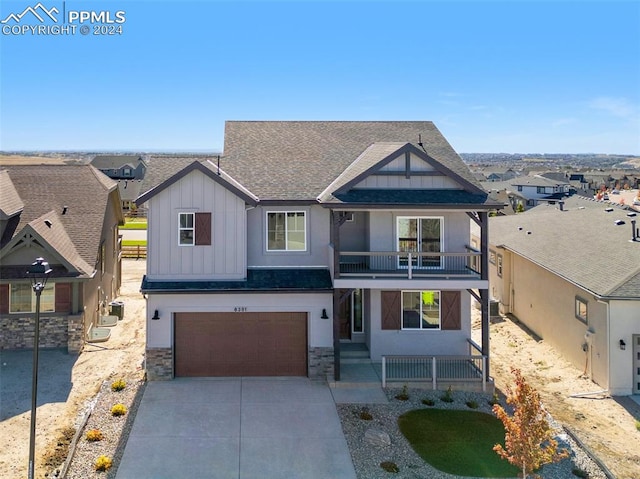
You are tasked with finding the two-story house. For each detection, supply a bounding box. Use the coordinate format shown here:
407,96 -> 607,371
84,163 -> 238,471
137,121 -> 502,382
91,155 -> 147,213
509,175 -> 570,206
0,165 -> 124,352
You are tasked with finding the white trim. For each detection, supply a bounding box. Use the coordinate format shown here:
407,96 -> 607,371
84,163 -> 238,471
395,216 -> 444,269
400,290 -> 441,331
265,210 -> 308,252
178,212 -> 195,246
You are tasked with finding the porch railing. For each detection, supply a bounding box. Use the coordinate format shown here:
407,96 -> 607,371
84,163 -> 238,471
338,251 -> 481,278
381,354 -> 487,392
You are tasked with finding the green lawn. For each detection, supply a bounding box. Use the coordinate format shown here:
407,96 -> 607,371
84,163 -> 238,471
121,240 -> 146,247
120,218 -> 147,230
398,409 -> 519,477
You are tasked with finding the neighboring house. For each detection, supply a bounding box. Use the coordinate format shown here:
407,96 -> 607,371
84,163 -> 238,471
488,197 -> 640,396
137,121 -> 502,382
483,168 -> 518,182
0,165 -> 124,353
509,175 -> 570,206
91,155 -> 147,213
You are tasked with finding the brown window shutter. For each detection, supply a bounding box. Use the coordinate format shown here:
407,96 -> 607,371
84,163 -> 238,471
0,284 -> 8,314
381,291 -> 401,330
195,212 -> 212,245
441,291 -> 461,330
55,283 -> 71,313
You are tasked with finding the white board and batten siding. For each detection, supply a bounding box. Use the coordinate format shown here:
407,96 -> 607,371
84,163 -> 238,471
147,170 -> 247,280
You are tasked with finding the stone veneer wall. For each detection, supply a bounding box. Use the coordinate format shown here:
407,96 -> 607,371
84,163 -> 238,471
308,346 -> 334,381
67,314 -> 85,353
146,347 -> 173,380
0,314 -> 70,350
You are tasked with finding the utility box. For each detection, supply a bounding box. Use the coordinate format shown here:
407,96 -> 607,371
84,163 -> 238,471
109,301 -> 125,320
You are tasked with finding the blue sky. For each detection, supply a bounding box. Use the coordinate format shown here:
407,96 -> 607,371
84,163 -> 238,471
1,0 -> 639,154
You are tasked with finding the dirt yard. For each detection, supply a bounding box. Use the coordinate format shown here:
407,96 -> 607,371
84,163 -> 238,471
0,259 -> 146,479
473,312 -> 640,479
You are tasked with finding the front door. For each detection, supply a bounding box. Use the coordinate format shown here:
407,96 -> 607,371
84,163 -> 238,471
339,289 -> 364,340
634,335 -> 640,394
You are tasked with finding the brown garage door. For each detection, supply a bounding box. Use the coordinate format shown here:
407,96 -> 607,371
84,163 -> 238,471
174,312 -> 307,377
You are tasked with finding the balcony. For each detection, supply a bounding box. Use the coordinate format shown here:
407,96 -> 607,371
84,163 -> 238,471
337,250 -> 481,279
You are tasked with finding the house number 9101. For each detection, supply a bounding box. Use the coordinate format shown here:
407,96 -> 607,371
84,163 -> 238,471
234,307 -> 247,312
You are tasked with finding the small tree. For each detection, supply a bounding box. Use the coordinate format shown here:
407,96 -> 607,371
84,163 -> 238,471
492,368 -> 568,478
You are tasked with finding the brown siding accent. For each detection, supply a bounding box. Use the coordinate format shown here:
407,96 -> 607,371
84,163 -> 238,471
381,291 -> 401,330
441,291 -> 461,330
0,284 -> 8,314
55,283 -> 72,313
195,212 -> 212,245
174,312 -> 307,377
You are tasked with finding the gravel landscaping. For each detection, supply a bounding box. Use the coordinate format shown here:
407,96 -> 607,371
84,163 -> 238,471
65,379 -> 609,479
336,387 -> 609,479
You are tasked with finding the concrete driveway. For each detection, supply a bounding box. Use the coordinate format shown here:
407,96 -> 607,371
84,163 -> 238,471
116,377 -> 357,479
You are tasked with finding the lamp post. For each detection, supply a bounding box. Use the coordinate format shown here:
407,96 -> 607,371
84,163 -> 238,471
26,257 -> 52,479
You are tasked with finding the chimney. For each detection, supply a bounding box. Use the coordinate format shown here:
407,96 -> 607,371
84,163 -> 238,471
559,201 -> 564,211
632,220 -> 637,241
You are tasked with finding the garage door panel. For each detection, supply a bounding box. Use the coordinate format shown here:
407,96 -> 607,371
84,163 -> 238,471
175,312 -> 307,377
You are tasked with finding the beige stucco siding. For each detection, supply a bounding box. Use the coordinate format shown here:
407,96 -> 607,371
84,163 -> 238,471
146,170 -> 247,280
609,300 -> 639,395
490,249 -> 609,390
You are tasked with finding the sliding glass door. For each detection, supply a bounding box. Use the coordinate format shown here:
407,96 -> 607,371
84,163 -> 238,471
397,217 -> 442,268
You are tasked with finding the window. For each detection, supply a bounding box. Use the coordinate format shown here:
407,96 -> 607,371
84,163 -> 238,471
497,254 -> 503,277
575,297 -> 588,323
351,289 -> 364,333
345,212 -> 355,222
267,211 -> 306,251
123,168 -> 132,177
10,283 -> 55,313
517,185 -> 523,192
402,290 -> 440,329
537,186 -> 546,194
178,212 -> 212,246
100,241 -> 106,277
397,217 -> 442,268
179,213 -> 194,245
489,250 -> 496,265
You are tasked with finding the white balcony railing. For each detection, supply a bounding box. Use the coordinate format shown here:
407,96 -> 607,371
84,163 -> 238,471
338,251 -> 481,279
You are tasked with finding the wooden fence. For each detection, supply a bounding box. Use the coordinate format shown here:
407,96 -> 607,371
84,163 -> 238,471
121,245 -> 147,259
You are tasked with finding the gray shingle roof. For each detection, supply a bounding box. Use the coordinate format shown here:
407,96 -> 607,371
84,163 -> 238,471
91,155 -> 144,170
139,157 -> 209,196
0,170 -> 24,219
0,165 -> 120,271
141,268 -> 332,293
489,196 -> 640,298
221,121 -> 484,201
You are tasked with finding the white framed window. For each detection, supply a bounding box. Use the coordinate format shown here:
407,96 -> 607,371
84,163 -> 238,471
396,217 -> 443,268
497,254 -> 503,277
267,211 -> 306,251
401,290 -> 440,330
575,297 -> 588,324
179,212 -> 194,246
10,283 -> 55,313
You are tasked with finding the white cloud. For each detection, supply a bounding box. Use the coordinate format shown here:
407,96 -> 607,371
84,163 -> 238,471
588,96 -> 637,119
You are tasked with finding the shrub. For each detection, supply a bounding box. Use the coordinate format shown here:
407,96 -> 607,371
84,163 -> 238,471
466,400 -> 479,409
636,420 -> 640,432
440,386 -> 454,403
111,403 -> 127,416
85,429 -> 103,442
111,379 -> 126,392
488,392 -> 501,406
395,384 -> 409,401
572,467 -> 589,478
380,461 -> 399,473
95,455 -> 112,472
359,408 -> 373,420
421,398 -> 435,406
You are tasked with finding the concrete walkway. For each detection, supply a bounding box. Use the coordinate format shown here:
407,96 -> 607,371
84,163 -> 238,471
116,377 -> 357,479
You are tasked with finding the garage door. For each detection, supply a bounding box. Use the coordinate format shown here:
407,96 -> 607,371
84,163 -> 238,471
174,312 -> 307,377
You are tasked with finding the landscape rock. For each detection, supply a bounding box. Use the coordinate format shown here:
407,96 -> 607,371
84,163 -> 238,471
364,428 -> 391,447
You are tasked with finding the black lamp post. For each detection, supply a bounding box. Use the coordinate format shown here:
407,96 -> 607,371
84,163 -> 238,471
26,257 -> 52,479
